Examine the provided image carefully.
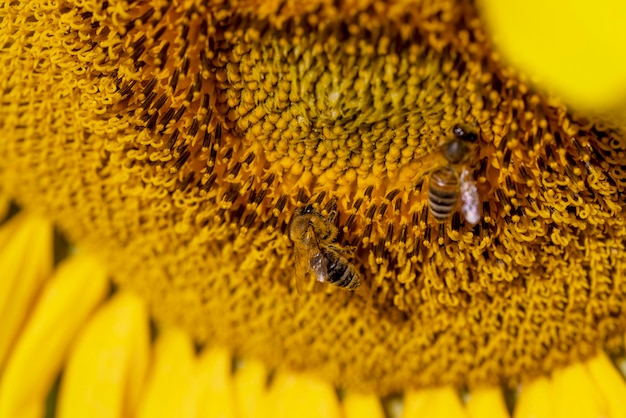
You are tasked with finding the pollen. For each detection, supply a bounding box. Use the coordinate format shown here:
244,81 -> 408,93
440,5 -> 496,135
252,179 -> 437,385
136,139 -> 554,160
1,0 -> 626,395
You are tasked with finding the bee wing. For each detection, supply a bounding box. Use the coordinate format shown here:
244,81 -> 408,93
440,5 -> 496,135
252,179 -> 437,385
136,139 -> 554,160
293,251 -> 325,294
293,225 -> 327,295
303,237 -> 327,294
309,251 -> 328,284
293,244 -> 311,295
460,168 -> 481,225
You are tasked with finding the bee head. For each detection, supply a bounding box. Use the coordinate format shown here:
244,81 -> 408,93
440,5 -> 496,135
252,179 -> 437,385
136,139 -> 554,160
452,125 -> 478,143
445,125 -> 478,164
301,204 -> 316,215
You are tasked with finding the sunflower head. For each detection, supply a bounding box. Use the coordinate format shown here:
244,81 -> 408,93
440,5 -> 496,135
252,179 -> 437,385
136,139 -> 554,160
1,0 -> 626,397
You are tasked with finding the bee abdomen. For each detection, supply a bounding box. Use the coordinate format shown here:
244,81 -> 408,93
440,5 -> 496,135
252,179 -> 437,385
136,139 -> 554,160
325,251 -> 361,289
428,167 -> 459,222
329,266 -> 360,289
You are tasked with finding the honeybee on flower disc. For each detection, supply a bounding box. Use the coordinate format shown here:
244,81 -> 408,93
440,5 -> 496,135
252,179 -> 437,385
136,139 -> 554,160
288,201 -> 361,294
420,125 -> 481,225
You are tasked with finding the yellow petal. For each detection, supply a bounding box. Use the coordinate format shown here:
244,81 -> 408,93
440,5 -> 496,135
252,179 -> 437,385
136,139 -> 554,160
342,392 -> 385,418
195,347 -> 236,418
551,362 -> 607,418
465,386 -> 510,418
232,359 -> 270,418
402,387 -> 468,418
57,292 -> 150,418
0,214 -> 52,367
137,327 -> 198,418
1,403 -> 42,418
586,352 -> 626,418
514,376 -> 552,418
269,371 -> 341,418
0,254 -> 108,418
478,0 -> 626,111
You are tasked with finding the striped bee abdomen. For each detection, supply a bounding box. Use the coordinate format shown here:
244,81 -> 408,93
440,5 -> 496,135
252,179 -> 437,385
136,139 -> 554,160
324,249 -> 361,289
428,167 -> 460,223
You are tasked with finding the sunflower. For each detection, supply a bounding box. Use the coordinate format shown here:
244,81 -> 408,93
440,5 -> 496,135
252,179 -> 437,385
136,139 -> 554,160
1,0 -> 626,417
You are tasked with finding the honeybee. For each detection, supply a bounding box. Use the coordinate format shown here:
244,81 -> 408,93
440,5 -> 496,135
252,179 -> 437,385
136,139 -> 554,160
423,125 -> 481,225
288,201 -> 361,293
